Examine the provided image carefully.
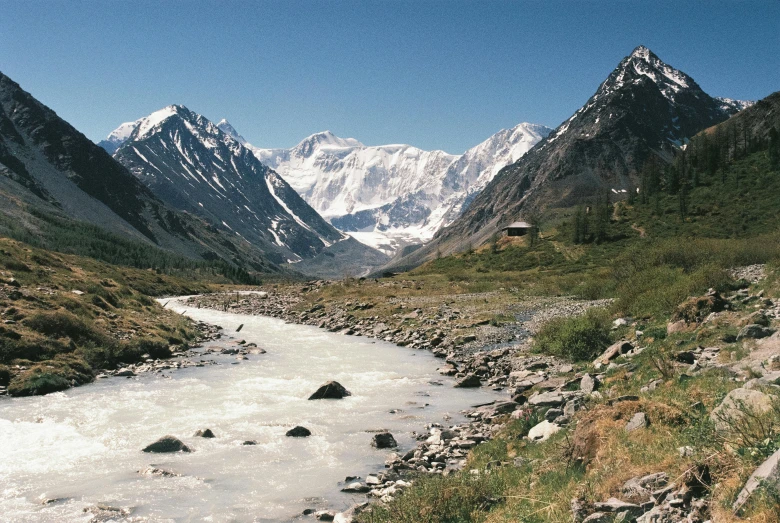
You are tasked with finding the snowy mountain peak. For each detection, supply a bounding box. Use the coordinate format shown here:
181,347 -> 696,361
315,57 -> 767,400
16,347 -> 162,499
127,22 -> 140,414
112,105 -> 354,266
629,45 -> 652,60
216,119 -> 247,144
602,46 -> 696,101
97,119 -> 143,153
296,131 -> 364,152
132,105 -> 188,140
231,119 -> 550,254
107,120 -> 141,142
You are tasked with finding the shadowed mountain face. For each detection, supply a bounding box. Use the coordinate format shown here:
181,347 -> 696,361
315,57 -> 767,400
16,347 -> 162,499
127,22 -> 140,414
0,71 -> 280,273
383,46 -> 753,272
111,106 -> 388,274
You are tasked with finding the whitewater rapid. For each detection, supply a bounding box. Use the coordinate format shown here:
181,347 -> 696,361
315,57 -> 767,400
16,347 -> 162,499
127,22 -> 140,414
0,297 -> 497,522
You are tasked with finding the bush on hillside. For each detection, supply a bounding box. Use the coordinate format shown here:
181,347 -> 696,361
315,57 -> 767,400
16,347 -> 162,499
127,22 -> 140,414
24,310 -> 100,344
533,308 -> 612,361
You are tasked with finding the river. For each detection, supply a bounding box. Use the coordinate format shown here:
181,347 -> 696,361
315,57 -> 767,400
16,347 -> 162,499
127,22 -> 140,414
0,297 -> 498,522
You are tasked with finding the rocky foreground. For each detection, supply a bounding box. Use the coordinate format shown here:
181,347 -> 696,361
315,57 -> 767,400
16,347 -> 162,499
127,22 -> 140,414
182,271 -> 780,523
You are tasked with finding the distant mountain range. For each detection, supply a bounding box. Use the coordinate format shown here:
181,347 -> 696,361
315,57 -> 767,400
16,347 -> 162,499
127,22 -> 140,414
383,45 -> 755,272
0,71 -> 386,278
214,122 -> 551,255
108,105 -> 388,277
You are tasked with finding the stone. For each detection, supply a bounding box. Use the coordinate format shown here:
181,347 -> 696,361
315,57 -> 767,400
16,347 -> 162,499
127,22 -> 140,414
710,388 -> 776,431
454,374 -> 481,388
625,412 -> 648,432
142,435 -> 191,453
371,432 -> 398,449
545,408 -> 564,422
341,482 -> 370,493
528,391 -> 565,407
733,448 -> 780,513
737,324 -> 776,340
315,509 -> 336,521
666,320 -> 694,334
527,420 -> 561,442
593,498 -> 643,518
115,368 -> 135,377
593,341 -> 633,366
242,440 -> 257,445
674,351 -> 695,364
740,311 -> 770,327
194,428 -> 215,438
622,472 -> 668,500
580,374 -> 598,394
308,381 -> 351,400
286,426 -> 311,437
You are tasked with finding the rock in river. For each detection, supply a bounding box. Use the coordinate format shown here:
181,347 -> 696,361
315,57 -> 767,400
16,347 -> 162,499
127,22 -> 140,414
194,428 -> 215,438
142,435 -> 191,453
454,374 -> 481,388
286,426 -> 312,437
371,432 -> 398,449
308,381 -> 352,400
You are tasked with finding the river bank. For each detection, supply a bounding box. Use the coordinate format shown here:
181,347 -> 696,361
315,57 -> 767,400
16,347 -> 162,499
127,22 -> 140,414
0,297 -> 501,522
180,284 -> 613,521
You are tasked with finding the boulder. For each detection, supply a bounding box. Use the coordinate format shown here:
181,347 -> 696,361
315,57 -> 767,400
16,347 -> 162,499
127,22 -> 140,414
625,412 -> 648,432
737,324 -> 776,341
710,388 -> 776,431
622,472 -> 668,500
739,311 -> 770,327
371,432 -> 398,449
593,498 -> 643,518
308,381 -> 351,400
733,448 -> 780,514
454,374 -> 481,388
341,482 -> 370,493
527,420 -> 561,442
286,426 -> 312,437
528,391 -> 565,407
194,428 -> 215,438
580,374 -> 599,394
142,435 -> 191,453
593,341 -> 633,366
666,319 -> 695,334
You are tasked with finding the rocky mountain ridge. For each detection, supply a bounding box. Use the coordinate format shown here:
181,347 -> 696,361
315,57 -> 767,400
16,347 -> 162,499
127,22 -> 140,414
383,45 -> 754,272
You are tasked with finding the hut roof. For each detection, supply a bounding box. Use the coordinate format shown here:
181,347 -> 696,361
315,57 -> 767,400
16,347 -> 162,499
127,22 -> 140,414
502,221 -> 532,230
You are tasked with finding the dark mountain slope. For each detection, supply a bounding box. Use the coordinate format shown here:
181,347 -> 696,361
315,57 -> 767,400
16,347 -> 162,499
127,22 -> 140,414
0,71 -> 280,274
112,105 -> 388,273
383,46 -> 752,273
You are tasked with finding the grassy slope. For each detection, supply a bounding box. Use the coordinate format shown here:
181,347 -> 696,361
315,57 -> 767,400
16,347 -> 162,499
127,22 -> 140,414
349,149 -> 780,522
0,237 -> 212,396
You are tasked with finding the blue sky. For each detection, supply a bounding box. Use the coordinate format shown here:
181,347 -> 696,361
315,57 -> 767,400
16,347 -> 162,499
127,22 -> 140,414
1,1 -> 778,153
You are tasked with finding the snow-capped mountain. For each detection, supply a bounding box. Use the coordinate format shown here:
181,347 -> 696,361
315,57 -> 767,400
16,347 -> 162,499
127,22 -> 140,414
222,122 -> 550,254
97,119 -> 142,154
383,45 -> 755,271
0,71 -> 282,274
110,105 -> 379,268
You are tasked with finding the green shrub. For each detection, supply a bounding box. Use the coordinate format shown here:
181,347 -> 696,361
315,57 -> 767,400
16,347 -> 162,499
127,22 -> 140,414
8,372 -> 71,396
0,364 -> 10,386
534,308 -> 612,361
24,310 -> 103,344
